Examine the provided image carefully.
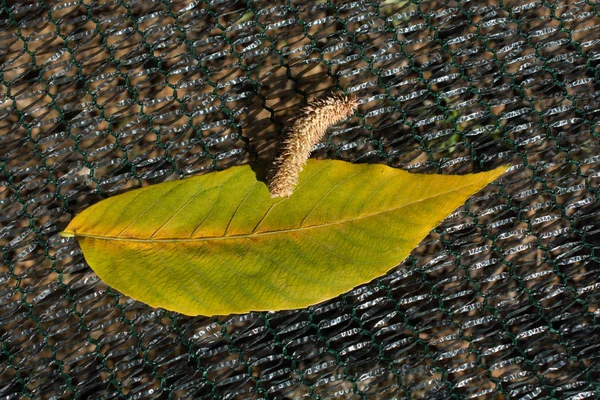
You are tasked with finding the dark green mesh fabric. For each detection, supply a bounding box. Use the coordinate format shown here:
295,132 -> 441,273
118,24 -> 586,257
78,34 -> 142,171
1,0 -> 599,398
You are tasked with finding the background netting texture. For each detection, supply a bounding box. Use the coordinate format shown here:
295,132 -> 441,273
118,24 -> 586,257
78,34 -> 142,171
1,0 -> 599,398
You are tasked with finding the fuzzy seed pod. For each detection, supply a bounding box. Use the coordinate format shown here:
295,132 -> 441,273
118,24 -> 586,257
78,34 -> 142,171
268,93 -> 358,198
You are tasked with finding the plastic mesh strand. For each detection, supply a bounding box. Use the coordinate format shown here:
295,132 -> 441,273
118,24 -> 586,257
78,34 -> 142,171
1,0 -> 599,398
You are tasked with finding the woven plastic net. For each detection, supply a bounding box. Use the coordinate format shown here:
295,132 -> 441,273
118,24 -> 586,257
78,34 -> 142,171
1,0 -> 599,398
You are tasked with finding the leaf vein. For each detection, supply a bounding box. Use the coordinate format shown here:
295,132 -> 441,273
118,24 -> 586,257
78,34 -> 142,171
299,170 -> 363,228
150,186 -> 210,238
224,182 -> 260,236
116,181 -> 185,237
73,180 -> 481,243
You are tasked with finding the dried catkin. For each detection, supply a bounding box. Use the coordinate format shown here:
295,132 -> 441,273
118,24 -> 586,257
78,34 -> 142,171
267,93 -> 358,198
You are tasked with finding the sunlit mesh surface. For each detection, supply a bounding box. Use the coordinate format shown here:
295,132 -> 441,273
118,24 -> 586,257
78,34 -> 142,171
1,0 -> 599,398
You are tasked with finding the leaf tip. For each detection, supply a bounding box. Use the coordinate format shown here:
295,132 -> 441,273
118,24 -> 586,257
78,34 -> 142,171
495,164 -> 512,177
60,230 -> 75,238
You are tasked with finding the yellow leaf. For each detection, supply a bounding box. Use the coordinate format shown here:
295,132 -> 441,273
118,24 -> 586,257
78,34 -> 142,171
62,160 -> 508,316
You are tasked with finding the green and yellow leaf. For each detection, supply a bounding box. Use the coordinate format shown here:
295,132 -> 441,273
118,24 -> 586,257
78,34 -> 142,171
62,160 -> 507,316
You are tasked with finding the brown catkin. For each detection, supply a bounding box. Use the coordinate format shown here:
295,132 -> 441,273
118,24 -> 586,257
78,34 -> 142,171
267,93 -> 358,198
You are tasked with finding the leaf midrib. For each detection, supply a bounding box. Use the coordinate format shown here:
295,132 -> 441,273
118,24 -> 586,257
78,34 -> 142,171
72,180 -> 483,243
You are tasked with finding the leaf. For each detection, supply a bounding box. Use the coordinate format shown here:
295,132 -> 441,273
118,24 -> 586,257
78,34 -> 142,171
62,160 -> 508,316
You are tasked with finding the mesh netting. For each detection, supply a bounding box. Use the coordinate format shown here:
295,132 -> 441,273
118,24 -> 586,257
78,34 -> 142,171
1,0 -> 599,398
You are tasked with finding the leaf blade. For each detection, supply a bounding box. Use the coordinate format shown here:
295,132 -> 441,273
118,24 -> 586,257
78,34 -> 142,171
63,160 -> 508,315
